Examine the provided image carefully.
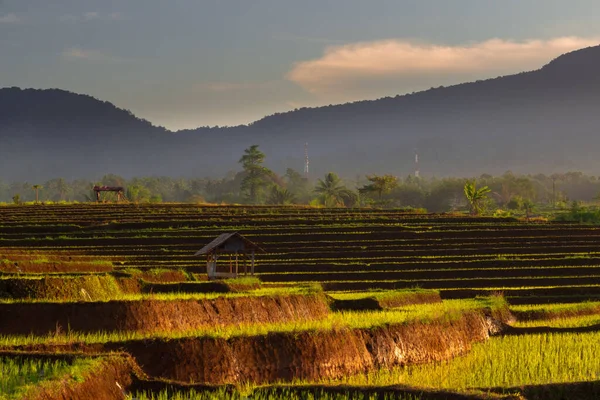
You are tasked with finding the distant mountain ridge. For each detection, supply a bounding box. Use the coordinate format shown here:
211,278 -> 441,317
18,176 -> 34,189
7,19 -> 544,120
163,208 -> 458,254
2,45 -> 600,181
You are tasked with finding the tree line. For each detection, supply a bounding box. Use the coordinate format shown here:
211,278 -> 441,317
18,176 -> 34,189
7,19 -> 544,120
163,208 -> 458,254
2,145 -> 600,213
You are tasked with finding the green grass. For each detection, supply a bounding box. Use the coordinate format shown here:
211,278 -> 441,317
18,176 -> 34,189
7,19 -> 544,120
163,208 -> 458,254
0,356 -> 94,399
222,276 -> 262,286
327,289 -> 439,301
128,388 -> 426,400
511,301 -> 600,315
0,285 -> 319,304
512,314 -> 600,328
325,331 -> 600,392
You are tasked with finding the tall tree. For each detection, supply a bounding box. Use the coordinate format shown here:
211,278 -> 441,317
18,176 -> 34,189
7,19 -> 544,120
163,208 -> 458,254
359,174 -> 399,201
32,185 -> 42,203
239,145 -> 272,203
464,180 -> 491,215
47,178 -> 70,201
314,172 -> 357,207
284,168 -> 311,203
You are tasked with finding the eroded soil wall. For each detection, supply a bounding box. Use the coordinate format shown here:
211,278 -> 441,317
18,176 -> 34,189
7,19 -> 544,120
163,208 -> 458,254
0,293 -> 329,335
114,308 -> 509,384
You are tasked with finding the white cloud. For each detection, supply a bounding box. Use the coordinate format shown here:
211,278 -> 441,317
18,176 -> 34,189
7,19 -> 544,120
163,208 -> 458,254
287,37 -> 600,100
0,13 -> 20,23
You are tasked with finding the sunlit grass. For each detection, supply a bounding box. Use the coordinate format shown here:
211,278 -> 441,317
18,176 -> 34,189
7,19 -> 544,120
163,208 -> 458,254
513,314 -> 600,328
0,285 -> 320,304
0,356 -> 94,399
325,332 -> 600,390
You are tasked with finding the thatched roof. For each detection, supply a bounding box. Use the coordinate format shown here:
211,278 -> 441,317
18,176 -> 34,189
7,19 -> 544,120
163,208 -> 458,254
194,232 -> 264,256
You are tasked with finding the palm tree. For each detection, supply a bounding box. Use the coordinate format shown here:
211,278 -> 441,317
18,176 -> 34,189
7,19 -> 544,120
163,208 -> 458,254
32,185 -> 42,203
266,186 -> 296,205
314,172 -> 357,207
464,180 -> 491,215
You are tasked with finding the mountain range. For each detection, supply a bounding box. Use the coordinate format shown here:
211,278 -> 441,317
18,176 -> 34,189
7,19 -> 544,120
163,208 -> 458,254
2,45 -> 600,181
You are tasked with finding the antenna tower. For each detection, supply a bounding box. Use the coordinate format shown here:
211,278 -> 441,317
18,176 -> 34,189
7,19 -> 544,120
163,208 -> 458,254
414,149 -> 420,178
304,142 -> 309,178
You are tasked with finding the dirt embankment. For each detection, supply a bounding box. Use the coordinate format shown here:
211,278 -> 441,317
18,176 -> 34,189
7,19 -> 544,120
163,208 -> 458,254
0,293 -> 330,335
109,307 -> 510,384
330,291 -> 442,311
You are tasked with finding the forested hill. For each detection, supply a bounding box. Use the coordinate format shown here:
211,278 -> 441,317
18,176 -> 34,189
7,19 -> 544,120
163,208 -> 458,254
3,45 -> 600,181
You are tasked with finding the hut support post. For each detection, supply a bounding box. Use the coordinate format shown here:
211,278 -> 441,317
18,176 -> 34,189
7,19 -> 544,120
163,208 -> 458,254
251,250 -> 255,276
206,253 -> 210,277
235,252 -> 239,276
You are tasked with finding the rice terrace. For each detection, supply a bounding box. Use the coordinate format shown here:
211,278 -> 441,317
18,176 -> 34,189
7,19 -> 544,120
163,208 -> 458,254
5,3 -> 600,398
1,203 -> 600,399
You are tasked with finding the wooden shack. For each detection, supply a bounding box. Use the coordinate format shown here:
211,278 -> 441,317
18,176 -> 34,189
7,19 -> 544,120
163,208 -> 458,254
93,186 -> 126,202
194,232 -> 264,280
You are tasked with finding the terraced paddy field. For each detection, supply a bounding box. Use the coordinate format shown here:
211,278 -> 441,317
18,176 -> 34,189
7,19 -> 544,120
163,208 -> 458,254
1,204 -> 600,399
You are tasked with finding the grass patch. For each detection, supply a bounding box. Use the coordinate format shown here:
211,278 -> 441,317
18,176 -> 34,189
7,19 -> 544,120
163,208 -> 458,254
0,356 -> 95,399
324,331 -> 600,391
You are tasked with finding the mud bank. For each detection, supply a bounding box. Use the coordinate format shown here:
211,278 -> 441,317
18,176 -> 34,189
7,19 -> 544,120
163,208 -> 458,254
110,307 -> 510,384
0,293 -> 329,335
330,291 -> 442,311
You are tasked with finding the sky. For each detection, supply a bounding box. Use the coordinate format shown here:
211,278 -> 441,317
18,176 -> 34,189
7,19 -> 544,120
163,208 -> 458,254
1,0 -> 600,130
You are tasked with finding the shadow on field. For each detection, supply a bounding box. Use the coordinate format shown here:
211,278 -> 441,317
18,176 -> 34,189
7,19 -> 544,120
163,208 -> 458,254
502,323 -> 600,336
486,380 -> 600,400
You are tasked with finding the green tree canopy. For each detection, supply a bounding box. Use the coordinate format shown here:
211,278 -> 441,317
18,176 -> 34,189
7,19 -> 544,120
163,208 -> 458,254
239,145 -> 272,203
359,174 -> 399,201
464,180 -> 491,215
314,172 -> 357,207
266,185 -> 296,205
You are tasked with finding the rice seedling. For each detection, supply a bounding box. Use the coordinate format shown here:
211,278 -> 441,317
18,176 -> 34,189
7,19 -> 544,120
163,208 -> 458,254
326,331 -> 600,391
0,356 -> 94,399
128,388 -> 425,400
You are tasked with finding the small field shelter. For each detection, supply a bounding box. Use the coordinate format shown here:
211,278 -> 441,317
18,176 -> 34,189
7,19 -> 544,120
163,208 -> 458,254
194,232 -> 264,279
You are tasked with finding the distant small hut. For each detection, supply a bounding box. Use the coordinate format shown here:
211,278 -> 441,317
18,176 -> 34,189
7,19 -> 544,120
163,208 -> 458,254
194,232 -> 265,280
93,186 -> 126,202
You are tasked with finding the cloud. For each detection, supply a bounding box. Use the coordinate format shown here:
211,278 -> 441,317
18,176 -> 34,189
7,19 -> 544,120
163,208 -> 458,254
275,33 -> 345,45
83,12 -> 100,20
61,47 -> 121,62
60,12 -> 123,22
0,13 -> 20,23
287,37 -> 600,100
196,81 -> 277,93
